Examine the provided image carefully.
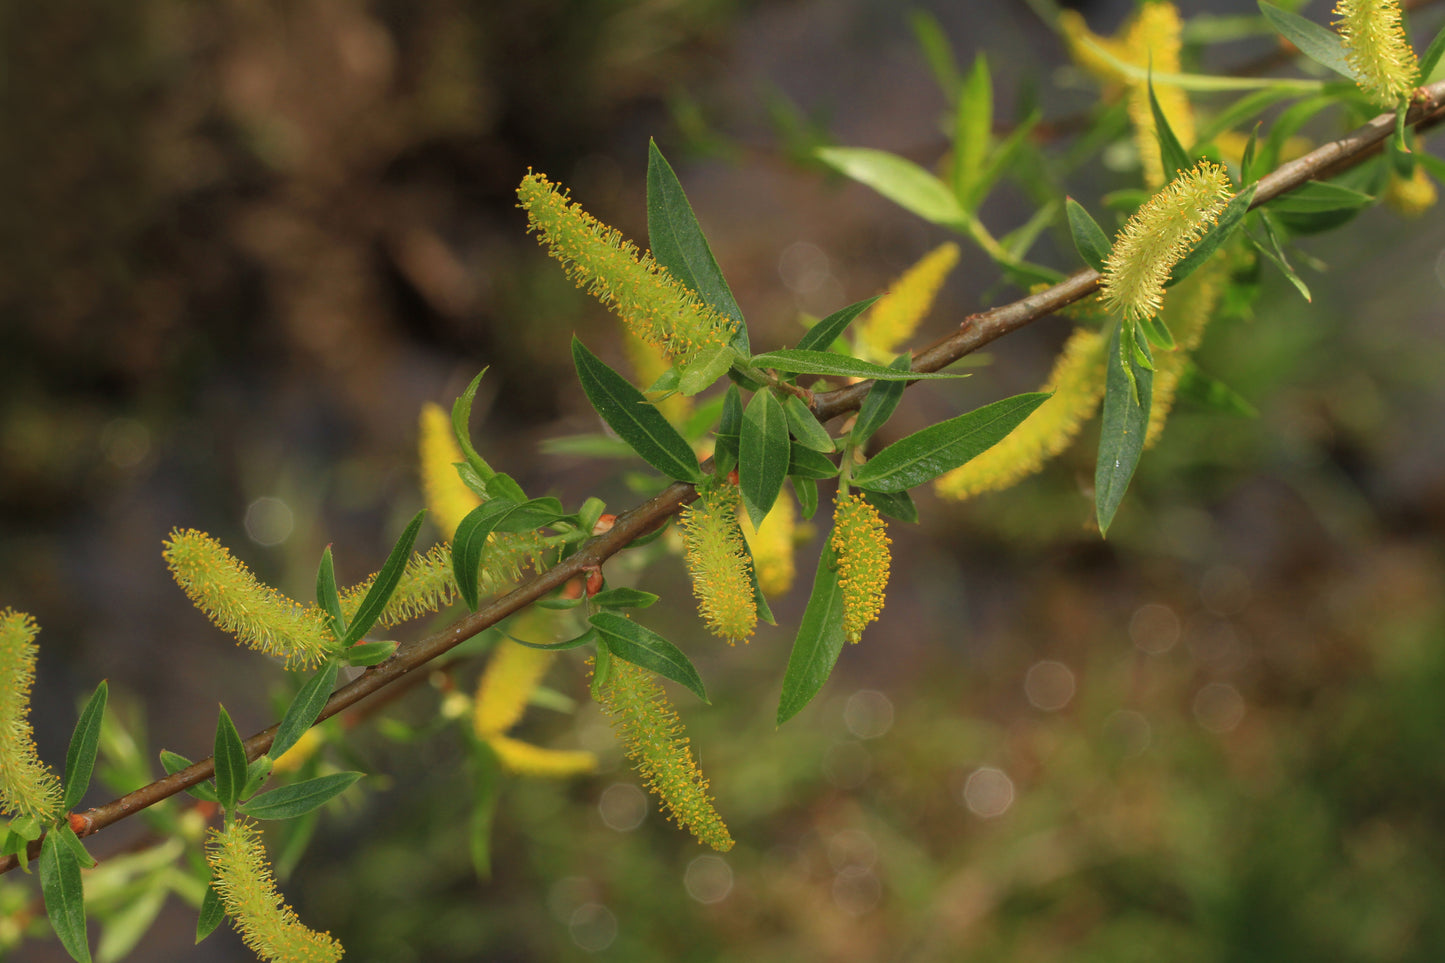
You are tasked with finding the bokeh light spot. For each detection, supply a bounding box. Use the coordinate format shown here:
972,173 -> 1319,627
1130,603 -> 1180,655
568,903 -> 618,953
832,866 -> 882,916
684,855 -> 733,904
598,783 -> 647,832
244,496 -> 294,546
1102,710 -> 1152,757
843,689 -> 894,739
1024,660 -> 1076,711
827,829 -> 877,873
962,767 -> 1014,818
1193,682 -> 1246,733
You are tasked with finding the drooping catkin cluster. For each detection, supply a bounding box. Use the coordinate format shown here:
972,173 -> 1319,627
739,492 -> 797,597
337,544 -> 462,629
1385,164 -> 1439,217
486,734 -> 598,778
830,494 -> 891,643
516,172 -> 737,369
206,819 -> 344,963
164,530 -> 335,670
1100,161 -> 1233,323
0,610 -> 61,822
418,402 -> 483,539
680,481 -> 757,644
591,659 -> 733,851
935,328 -> 1108,500
1334,0 -> 1420,106
474,638 -> 556,738
856,243 -> 959,362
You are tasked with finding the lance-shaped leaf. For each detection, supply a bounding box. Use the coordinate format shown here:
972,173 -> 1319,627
61,681 -> 107,812
1148,74 -> 1193,179
647,139 -> 749,354
1259,2 -> 1357,81
589,612 -> 708,703
862,488 -> 919,524
1066,197 -> 1111,273
573,337 -> 703,484
213,705 -> 248,812
783,396 -> 833,452
340,511 -> 425,647
197,881 -> 224,943
452,499 -> 518,612
953,54 -> 993,209
852,354 -> 911,449
240,772 -> 363,820
851,392 -> 1051,493
509,627 -> 600,652
270,662 -> 340,763
314,547 -> 345,639
451,369 -> 499,486
789,444 -> 840,480
713,384 -> 743,476
796,297 -> 878,352
345,641 -> 397,667
41,827 -> 91,963
741,390 -> 790,528
589,588 -> 660,610
159,750 -> 218,802
1095,322 -> 1154,537
815,147 -> 967,225
777,544 -> 847,725
751,348 -> 969,382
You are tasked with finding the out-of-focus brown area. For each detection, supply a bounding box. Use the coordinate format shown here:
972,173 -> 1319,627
5,0 -> 1445,960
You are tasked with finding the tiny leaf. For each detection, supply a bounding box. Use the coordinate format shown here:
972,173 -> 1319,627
61,681 -> 107,812
314,547 -> 345,639
851,354 -> 911,449
573,337 -> 703,483
196,881 -> 224,943
713,384 -> 743,475
740,390 -> 791,528
1095,322 -> 1154,536
861,488 -> 919,524
159,750 -> 218,802
796,297 -> 878,352
792,476 -> 819,520
341,510 -> 426,647
1066,197 -> 1111,273
345,640 -> 397,667
509,627 -> 600,652
588,613 -> 708,703
589,587 -> 660,609
777,544 -> 847,725
212,705 -> 248,812
240,772 -> 364,820
270,661 -> 339,763
783,396 -> 834,452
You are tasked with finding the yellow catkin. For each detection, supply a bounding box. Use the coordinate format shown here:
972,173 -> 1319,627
1122,3 -> 1194,188
206,819 -> 344,963
1145,255 -> 1231,447
680,482 -> 757,644
1101,161 -> 1233,323
418,403 -> 483,540
591,659 -> 733,851
516,172 -> 737,369
856,243 -> 960,362
474,636 -> 555,738
623,330 -> 694,426
739,491 -> 797,597
1060,11 -> 1129,84
1335,0 -> 1420,106
163,530 -> 334,670
0,610 -> 61,822
830,494 -> 891,643
935,328 -> 1108,499
486,734 -> 598,778
338,538 -> 543,629
1384,164 -> 1438,216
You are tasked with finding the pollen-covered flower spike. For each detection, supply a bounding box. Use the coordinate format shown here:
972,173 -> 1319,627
1334,0 -> 1420,106
591,659 -> 733,851
680,479 -> 757,644
418,402 -> 483,540
830,494 -> 891,643
163,530 -> 334,670
517,171 -> 737,369
0,609 -> 62,822
1100,161 -> 1233,323
206,818 -> 344,962
856,242 -> 959,363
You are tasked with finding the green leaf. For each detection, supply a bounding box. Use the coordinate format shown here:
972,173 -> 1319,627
588,613 -> 708,703
41,828 -> 91,963
61,680 -> 107,812
212,705 -> 248,812
953,54 -> 992,209
851,392 -> 1051,493
56,821 -> 95,869
492,497 -> 566,533
815,147 -> 967,225
589,587 -> 659,609
969,109 -> 1041,212
861,488 -> 919,524
1191,88 -> 1304,148
750,349 -> 965,381
572,337 -> 703,483
1095,322 -> 1154,537
270,661 -> 339,763
1419,20 -> 1445,84
1148,72 -> 1193,179
1249,214 -> 1312,301
159,750 -> 218,802
451,369 -> 499,485
1258,2 -> 1357,81
240,772 -> 363,820
340,511 -> 425,647
1137,314 -> 1175,352
452,499 -> 519,612
647,139 -> 749,354
740,390 -> 791,528
792,476 -> 819,520
1177,362 -> 1259,418
713,384 -> 743,476
242,756 -> 274,798
908,9 -> 960,99
97,885 -> 165,962
677,342 -> 740,397
482,472 -> 528,504
743,539 -> 777,625
777,544 -> 847,725
466,743 -> 501,880
788,443 -> 839,480
314,546 -> 345,639
1240,124 -> 1261,185
196,881 -> 224,943
345,640 -> 397,667
1065,197 -> 1110,273
782,395 -> 833,452
1265,180 -> 1374,214
851,354 -> 911,448
1167,183 -> 1258,286
509,627 -> 599,652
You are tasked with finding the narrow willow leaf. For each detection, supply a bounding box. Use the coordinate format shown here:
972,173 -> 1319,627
40,828 -> 91,963
1177,362 -> 1259,417
451,369 -> 498,485
1066,197 -> 1111,273
909,9 -> 960,98
572,337 -> 703,483
677,342 -> 739,397
491,497 -> 565,533
589,587 -> 660,609
851,354 -> 911,448
851,393 -> 1051,493
861,488 -> 919,524
796,297 -> 879,352
783,396 -> 833,452
1095,322 -> 1154,537
814,147 -> 967,225
589,613 -> 708,703
953,54 -> 992,208
646,140 -> 749,354
1251,213 -> 1313,301
270,662 -> 339,763
213,705 -> 248,812
1137,314 -> 1175,351
60,681 -> 108,813
742,537 -> 778,625
56,823 -> 95,869
750,349 -> 964,381
1420,21 -> 1445,83
1167,183 -> 1258,286
792,476 -> 819,520
314,547 -> 345,640
452,500 -> 519,612
467,743 -> 501,879
159,750 -> 219,802
1259,2 -> 1357,80
1264,180 -> 1374,213
1148,73 -> 1193,178
777,544 -> 847,725
242,757 -> 274,799
197,882 -> 224,943
508,627 -> 599,652
1240,124 -> 1261,185
788,443 -> 839,480
740,390 -> 790,528
340,510 -> 425,647
1191,88 -> 1302,147
713,384 -> 743,476
345,641 -> 397,667
240,772 -> 363,821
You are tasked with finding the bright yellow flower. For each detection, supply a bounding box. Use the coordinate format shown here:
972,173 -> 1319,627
0,609 -> 61,822
856,243 -> 959,363
830,494 -> 891,643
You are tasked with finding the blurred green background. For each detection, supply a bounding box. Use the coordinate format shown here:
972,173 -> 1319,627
3,0 -> 1445,960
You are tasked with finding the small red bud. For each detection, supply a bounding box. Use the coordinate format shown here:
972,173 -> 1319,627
592,513 -> 617,535
727,468 -> 739,486
561,577 -> 584,600
585,567 -> 604,597
194,800 -> 218,821
67,812 -> 92,836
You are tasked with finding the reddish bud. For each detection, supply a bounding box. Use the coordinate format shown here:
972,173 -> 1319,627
194,800 -> 218,821
560,577 -> 584,600
727,469 -> 739,486
67,812 -> 92,836
585,567 -> 604,597
592,513 -> 617,535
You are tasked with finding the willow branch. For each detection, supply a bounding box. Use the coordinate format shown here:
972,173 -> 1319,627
4,77 -> 1441,878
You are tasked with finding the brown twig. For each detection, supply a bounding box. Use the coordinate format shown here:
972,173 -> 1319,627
4,77 -> 1442,878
